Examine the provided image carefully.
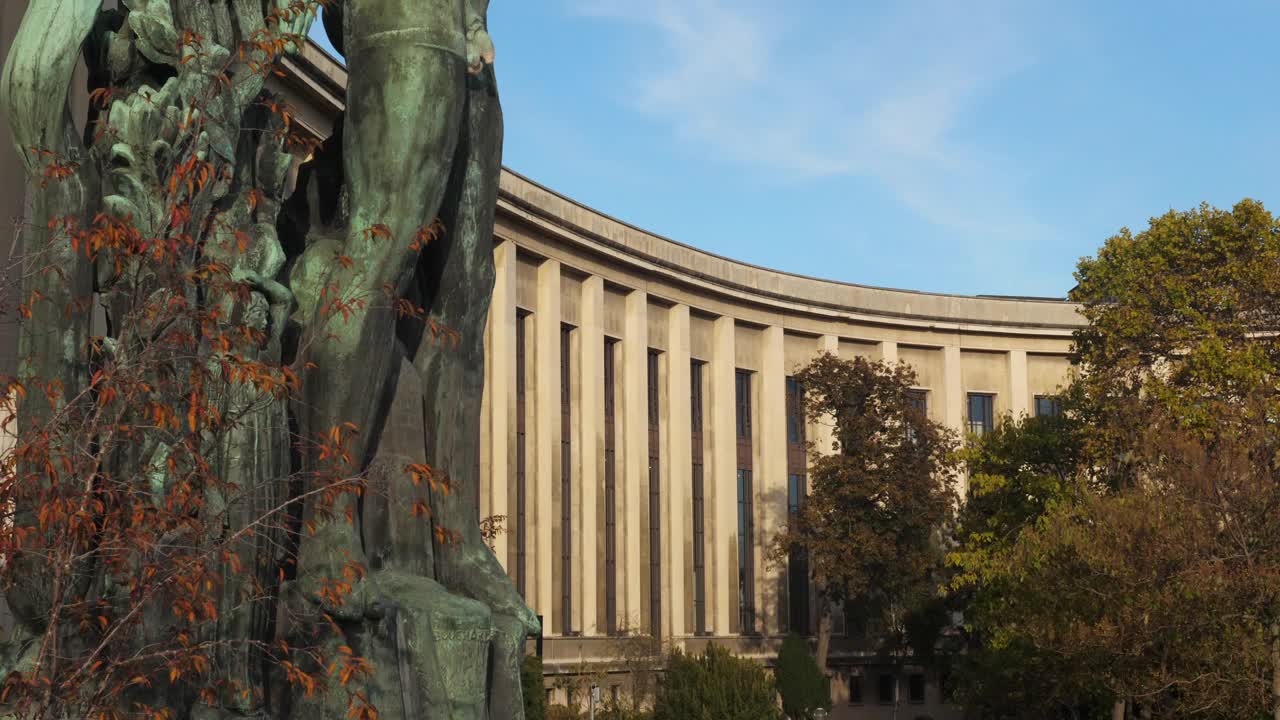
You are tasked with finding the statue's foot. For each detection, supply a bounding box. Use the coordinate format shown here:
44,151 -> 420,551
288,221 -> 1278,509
439,539 -> 540,636
489,613 -> 531,720
373,570 -> 495,720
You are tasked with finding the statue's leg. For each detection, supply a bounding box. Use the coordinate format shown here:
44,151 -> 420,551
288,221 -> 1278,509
293,37 -> 464,474
285,29 -> 468,719
412,65 -> 537,629
289,23 -> 464,604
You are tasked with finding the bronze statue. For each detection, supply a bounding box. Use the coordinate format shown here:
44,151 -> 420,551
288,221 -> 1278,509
0,0 -> 534,716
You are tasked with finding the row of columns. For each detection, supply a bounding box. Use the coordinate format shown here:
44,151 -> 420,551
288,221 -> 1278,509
482,247 -> 1035,639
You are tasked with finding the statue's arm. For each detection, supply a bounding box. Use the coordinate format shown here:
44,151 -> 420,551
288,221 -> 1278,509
465,0 -> 494,74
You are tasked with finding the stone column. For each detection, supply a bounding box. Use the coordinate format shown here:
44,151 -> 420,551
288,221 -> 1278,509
943,344 -> 964,433
622,290 -> 648,631
485,241 -> 516,565
535,259 -> 561,633
879,339 -> 899,364
578,276 -> 604,635
757,326 -> 786,636
665,305 -> 692,638
709,316 -> 736,635
1009,349 -> 1029,419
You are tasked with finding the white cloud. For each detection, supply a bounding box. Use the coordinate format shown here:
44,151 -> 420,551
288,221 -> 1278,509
567,0 -> 1064,252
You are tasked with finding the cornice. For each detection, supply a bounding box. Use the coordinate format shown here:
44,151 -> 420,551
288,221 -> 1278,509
276,39 -> 1085,337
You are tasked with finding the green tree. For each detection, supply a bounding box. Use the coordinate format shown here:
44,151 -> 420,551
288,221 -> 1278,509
771,353 -> 959,670
1070,199 -> 1280,467
948,409 -> 1114,718
652,645 -> 781,720
953,200 -> 1280,718
775,634 -> 830,720
1070,199 -> 1280,718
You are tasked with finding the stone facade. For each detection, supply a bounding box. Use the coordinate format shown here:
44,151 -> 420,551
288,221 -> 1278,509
0,20 -> 1085,717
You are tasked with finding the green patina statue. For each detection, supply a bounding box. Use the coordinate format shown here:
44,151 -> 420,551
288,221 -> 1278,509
0,0 -> 535,717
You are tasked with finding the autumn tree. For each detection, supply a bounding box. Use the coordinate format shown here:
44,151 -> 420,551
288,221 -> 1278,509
771,353 -> 958,672
0,3 -> 365,717
971,407 -> 1280,718
950,200 -> 1280,718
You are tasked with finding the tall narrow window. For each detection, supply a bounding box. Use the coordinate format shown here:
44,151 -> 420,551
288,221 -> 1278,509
647,350 -> 662,636
735,369 -> 756,633
785,376 -> 809,635
514,310 -> 529,597
906,389 -> 928,444
1035,395 -> 1062,418
907,389 -> 928,415
967,393 -> 994,437
908,673 -> 926,704
560,325 -> 573,635
786,376 -> 805,444
603,339 -> 618,635
878,674 -> 897,705
690,360 -> 707,635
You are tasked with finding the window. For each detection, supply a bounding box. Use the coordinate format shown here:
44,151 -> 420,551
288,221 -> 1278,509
785,376 -> 805,443
967,393 -> 994,436
848,674 -> 863,705
908,389 -> 928,414
787,474 -> 805,516
514,310 -> 529,597
603,339 -> 618,634
735,369 -> 755,634
878,674 -> 896,704
736,468 -> 756,633
1035,395 -> 1062,418
735,370 -> 752,440
785,376 -> 810,635
560,325 -> 573,635
690,361 -> 707,634
647,350 -> 662,636
786,473 -> 809,635
907,390 -> 928,443
909,674 -> 926,704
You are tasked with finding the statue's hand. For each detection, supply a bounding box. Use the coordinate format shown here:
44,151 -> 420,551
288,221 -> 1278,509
465,23 -> 495,75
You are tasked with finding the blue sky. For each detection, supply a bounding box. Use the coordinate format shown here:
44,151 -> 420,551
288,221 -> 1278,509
310,1 -> 1280,297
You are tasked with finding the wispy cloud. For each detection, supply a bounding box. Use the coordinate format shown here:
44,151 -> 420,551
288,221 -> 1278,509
568,0 -> 1063,251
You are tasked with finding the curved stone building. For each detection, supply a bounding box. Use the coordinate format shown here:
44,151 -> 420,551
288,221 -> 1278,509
481,168 -> 1081,715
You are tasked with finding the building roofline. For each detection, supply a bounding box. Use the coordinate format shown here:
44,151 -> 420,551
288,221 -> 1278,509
279,39 -> 1085,332
501,165 -> 1073,307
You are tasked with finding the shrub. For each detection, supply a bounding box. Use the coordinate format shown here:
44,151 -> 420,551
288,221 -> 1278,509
598,705 -> 653,720
548,705 -> 582,720
523,655 -> 548,720
653,645 -> 782,720
775,634 -> 831,720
